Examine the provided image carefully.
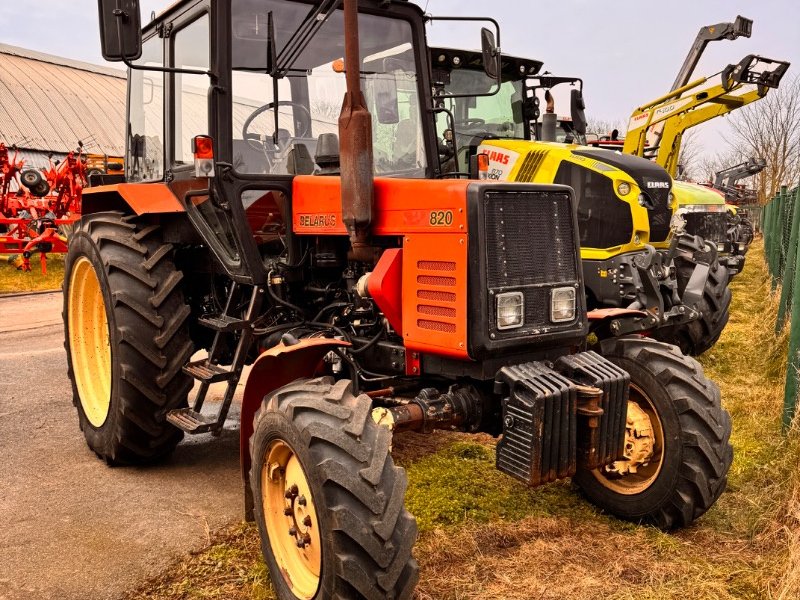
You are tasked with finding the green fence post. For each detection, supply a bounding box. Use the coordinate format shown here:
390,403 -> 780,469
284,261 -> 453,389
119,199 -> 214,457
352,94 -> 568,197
767,194 -> 778,276
764,198 -> 773,272
777,188 -> 800,332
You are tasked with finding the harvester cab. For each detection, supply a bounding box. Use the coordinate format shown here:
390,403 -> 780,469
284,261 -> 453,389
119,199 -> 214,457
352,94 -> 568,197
65,2 -> 731,598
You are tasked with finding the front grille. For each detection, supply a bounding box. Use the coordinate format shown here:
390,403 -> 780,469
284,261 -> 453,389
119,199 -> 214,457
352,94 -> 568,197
483,190 -> 580,337
484,190 -> 578,288
468,184 -> 587,357
684,212 -> 727,246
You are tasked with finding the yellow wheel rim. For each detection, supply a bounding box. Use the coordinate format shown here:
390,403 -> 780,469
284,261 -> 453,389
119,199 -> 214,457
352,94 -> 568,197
68,256 -> 112,428
262,439 -> 321,599
592,383 -> 665,495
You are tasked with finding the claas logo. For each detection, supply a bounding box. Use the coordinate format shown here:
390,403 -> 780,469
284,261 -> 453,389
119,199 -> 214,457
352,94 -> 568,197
486,150 -> 511,165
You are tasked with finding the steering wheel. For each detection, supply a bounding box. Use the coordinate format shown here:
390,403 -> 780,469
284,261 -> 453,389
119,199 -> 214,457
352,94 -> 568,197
242,101 -> 312,151
457,117 -> 486,128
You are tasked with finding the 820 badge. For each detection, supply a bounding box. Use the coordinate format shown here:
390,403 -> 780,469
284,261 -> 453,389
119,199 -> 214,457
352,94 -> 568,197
429,210 -> 454,226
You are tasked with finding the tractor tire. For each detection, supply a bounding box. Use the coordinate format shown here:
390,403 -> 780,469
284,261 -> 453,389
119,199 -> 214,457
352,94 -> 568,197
576,337 -> 732,529
654,241 -> 732,356
63,211 -> 194,464
250,377 -> 419,600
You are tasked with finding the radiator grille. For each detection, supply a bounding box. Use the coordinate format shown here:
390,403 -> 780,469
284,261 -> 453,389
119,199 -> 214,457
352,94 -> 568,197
684,212 -> 727,246
484,190 -> 578,288
483,190 -> 580,338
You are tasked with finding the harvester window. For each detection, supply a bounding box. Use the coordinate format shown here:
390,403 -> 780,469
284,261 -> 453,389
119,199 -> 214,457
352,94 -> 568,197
230,0 -> 425,177
127,36 -> 164,182
173,14 -> 211,166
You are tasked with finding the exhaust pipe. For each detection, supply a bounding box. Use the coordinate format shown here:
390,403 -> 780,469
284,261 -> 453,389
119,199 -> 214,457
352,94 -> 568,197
339,0 -> 374,261
541,89 -> 557,142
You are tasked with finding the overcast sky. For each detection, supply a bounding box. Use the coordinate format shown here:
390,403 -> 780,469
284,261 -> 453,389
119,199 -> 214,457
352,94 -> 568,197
0,0 -> 797,155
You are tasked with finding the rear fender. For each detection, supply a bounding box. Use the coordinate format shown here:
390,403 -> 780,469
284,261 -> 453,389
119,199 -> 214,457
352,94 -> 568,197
240,338 -> 349,520
81,183 -> 184,216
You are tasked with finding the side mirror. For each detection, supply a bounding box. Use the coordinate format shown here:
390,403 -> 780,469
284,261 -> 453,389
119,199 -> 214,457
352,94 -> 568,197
481,27 -> 499,80
98,0 -> 142,62
570,89 -> 587,136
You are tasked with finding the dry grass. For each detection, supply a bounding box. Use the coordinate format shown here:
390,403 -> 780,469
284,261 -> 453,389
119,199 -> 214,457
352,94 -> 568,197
0,254 -> 64,293
126,239 -> 800,600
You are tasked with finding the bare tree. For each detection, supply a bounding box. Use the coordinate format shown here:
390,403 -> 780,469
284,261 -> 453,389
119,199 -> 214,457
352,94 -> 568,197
586,117 -> 626,138
724,75 -> 800,203
675,129 -> 704,181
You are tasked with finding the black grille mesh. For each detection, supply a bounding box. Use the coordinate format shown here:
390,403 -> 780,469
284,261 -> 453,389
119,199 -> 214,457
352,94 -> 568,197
684,212 -> 727,245
484,190 -> 578,288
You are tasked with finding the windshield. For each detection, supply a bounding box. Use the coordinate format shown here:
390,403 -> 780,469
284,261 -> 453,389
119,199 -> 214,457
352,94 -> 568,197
231,0 -> 426,178
437,69 -> 525,139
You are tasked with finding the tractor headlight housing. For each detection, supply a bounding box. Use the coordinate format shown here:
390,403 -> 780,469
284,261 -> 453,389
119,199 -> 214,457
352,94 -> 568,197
550,287 -> 576,323
616,181 -> 631,196
496,292 -> 524,330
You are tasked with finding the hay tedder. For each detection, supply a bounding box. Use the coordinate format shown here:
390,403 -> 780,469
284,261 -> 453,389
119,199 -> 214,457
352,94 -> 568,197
70,1 -> 733,598
0,141 -> 122,272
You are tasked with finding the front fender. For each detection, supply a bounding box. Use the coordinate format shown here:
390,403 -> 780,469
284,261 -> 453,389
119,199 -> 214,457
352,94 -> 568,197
240,338 -> 349,519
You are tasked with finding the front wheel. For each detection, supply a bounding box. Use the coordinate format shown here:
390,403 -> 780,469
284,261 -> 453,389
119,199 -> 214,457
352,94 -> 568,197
575,337 -> 732,529
250,377 -> 419,600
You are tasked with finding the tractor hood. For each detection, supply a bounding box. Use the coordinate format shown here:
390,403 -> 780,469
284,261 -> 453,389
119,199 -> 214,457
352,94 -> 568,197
672,180 -> 726,207
570,147 -> 673,210
477,139 -> 676,244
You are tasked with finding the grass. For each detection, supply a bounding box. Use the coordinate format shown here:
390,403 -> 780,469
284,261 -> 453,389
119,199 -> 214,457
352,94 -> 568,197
125,239 -> 800,600
0,254 -> 64,293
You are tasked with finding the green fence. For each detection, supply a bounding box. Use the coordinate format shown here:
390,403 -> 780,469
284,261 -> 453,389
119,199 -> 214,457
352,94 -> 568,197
763,183 -> 800,429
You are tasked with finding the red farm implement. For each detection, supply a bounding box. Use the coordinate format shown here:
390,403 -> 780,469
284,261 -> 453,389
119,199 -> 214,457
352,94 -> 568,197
0,141 -> 103,273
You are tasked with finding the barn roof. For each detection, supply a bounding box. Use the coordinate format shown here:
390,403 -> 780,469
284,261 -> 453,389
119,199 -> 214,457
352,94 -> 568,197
0,44 -> 126,156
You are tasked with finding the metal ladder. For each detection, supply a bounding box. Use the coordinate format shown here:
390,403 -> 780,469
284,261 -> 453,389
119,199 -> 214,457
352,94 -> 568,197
167,283 -> 261,435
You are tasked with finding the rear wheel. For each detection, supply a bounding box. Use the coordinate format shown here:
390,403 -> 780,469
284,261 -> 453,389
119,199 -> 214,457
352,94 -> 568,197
63,211 -> 194,464
250,377 -> 418,600
655,239 -> 732,355
576,337 -> 733,529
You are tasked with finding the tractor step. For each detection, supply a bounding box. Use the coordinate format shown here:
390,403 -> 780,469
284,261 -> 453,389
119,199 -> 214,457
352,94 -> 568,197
198,314 -> 249,332
183,359 -> 236,383
166,408 -> 220,434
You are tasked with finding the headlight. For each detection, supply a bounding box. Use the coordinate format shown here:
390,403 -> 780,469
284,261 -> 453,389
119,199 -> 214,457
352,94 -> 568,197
738,242 -> 746,252
617,181 -> 631,196
717,243 -> 725,252
497,292 -> 524,330
550,287 -> 576,323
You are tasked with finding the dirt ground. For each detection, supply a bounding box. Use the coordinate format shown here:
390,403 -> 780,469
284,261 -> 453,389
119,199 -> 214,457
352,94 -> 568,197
0,292 -> 244,600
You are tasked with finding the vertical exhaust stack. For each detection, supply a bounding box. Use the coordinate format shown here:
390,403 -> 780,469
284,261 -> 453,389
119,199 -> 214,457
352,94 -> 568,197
541,90 -> 557,142
339,0 -> 375,261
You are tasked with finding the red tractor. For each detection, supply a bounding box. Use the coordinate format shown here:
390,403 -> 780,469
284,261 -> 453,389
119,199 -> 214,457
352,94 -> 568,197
66,2 -> 733,598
